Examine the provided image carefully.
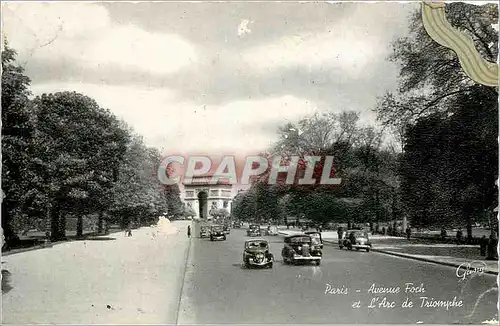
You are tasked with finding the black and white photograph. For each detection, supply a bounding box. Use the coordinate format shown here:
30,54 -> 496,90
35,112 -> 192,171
1,1 -> 499,324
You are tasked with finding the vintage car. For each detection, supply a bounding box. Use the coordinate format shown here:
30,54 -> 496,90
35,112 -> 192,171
210,225 -> 227,241
243,238 -> 274,268
233,221 -> 243,228
281,234 -> 322,265
304,231 -> 323,249
247,224 -> 261,237
200,225 -> 210,238
223,223 -> 231,234
339,230 -> 372,252
264,225 -> 278,236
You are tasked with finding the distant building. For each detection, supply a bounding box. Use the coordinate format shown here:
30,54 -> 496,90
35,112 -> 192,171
182,175 -> 235,219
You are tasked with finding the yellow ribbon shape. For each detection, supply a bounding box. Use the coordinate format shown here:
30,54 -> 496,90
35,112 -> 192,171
421,2 -> 498,87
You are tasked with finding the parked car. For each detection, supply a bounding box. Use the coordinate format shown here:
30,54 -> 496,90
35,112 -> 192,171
339,230 -> 372,252
210,225 -> 227,241
304,231 -> 323,249
200,225 -> 210,238
247,224 -> 261,237
243,238 -> 274,268
281,234 -> 322,265
223,223 -> 231,234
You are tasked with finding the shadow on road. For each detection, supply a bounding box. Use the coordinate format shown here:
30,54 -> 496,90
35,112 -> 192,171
79,236 -> 116,241
232,263 -> 247,270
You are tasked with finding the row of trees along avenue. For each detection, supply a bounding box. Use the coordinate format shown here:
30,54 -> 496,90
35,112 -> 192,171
232,3 -> 498,242
2,42 -> 185,247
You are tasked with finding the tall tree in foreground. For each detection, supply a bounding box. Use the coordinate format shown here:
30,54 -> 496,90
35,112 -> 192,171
1,43 -> 35,246
376,3 -> 498,237
30,92 -> 129,240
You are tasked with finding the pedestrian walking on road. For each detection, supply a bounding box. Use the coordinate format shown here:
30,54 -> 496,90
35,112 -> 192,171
126,222 -> 132,237
187,225 -> 191,238
406,227 -> 411,240
337,227 -> 343,240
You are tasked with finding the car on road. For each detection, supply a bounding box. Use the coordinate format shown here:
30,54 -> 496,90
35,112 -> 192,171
281,234 -> 322,265
200,225 -> 210,238
223,223 -> 231,234
339,230 -> 372,252
243,238 -> 274,268
304,231 -> 323,249
210,225 -> 227,241
233,221 -> 242,228
247,224 -> 261,237
265,225 -> 278,236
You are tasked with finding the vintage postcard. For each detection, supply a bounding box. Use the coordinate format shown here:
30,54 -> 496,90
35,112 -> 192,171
1,0 -> 498,324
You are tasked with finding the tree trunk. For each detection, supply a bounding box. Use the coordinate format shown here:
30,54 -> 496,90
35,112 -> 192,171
50,204 -> 58,241
97,212 -> 104,234
104,219 -> 109,235
466,216 -> 473,243
76,215 -> 83,237
1,201 -> 20,249
51,203 -> 67,241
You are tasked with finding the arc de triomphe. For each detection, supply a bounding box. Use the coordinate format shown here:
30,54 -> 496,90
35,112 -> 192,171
182,175 -> 235,219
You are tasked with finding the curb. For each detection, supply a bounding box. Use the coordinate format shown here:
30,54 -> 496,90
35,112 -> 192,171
175,232 -> 194,325
322,240 -> 499,275
2,244 -> 48,257
371,248 -> 499,276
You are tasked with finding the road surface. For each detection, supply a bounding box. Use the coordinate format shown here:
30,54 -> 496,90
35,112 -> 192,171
178,228 -> 498,324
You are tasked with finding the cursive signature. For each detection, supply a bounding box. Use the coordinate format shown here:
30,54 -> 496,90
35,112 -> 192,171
456,261 -> 487,281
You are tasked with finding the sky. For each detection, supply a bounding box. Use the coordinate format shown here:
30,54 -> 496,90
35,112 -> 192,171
1,1 -> 422,159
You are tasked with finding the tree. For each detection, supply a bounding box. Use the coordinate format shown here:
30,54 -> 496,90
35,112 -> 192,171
1,42 -> 35,246
29,92 -> 129,240
374,3 -> 498,238
401,85 -> 497,238
232,190 -> 257,222
375,3 -> 498,128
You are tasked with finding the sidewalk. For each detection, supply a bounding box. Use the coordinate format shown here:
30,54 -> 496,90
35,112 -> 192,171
278,229 -> 499,275
2,221 -> 192,324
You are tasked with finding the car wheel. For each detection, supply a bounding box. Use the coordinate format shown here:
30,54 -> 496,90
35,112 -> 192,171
223,236 -> 226,240
268,262 -> 273,268
339,245 -> 343,249
316,260 -> 321,266
366,248 -> 370,252
245,260 -> 250,268
356,248 -> 360,251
